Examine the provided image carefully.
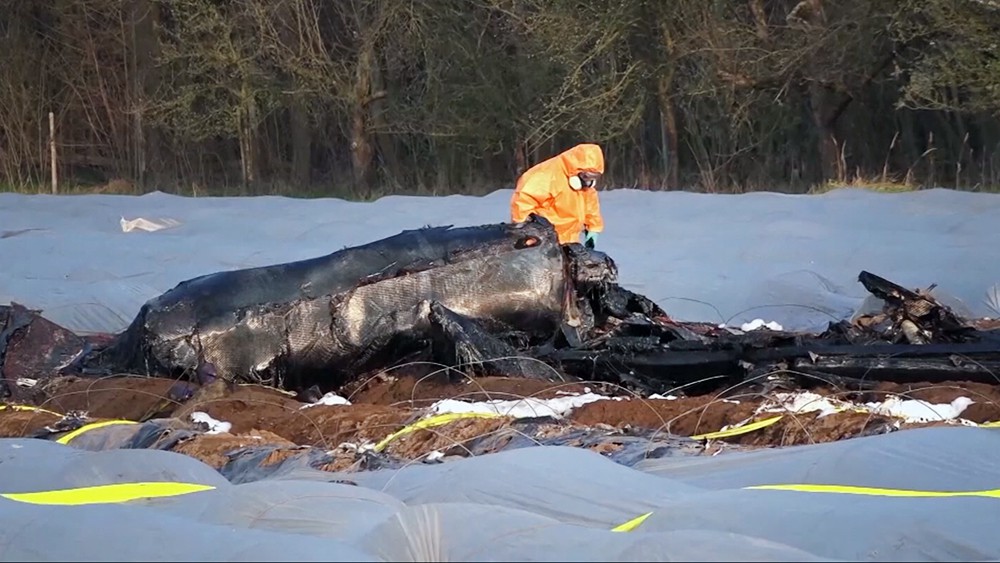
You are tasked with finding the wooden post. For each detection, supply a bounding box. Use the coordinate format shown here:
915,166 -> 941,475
49,111 -> 58,194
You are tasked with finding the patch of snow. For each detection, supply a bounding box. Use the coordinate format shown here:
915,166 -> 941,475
758,390 -> 977,425
740,318 -> 784,332
759,391 -> 849,418
649,393 -> 679,400
429,392 -> 618,419
190,411 -> 232,434
426,450 -> 445,461
865,395 -> 974,423
300,392 -> 352,409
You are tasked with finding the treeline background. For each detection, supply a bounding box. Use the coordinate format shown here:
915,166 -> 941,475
2,0 -> 999,198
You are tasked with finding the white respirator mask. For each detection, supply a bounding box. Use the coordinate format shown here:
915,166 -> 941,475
568,172 -> 598,191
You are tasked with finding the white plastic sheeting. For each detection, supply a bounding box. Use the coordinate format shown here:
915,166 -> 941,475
2,187 -> 999,334
3,187 -> 1000,561
2,427 -> 1000,561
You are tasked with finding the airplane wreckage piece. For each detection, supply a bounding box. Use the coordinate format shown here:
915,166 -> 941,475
3,215 -> 664,398
3,216 -> 1000,401
544,270 -> 1000,394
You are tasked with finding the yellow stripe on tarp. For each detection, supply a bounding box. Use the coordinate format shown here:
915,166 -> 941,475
611,511 -> 653,532
744,483 -> 1000,499
0,404 -> 61,417
1,482 -> 217,506
690,415 -> 784,440
979,421 -> 1000,428
55,419 -> 139,445
373,411 -> 502,452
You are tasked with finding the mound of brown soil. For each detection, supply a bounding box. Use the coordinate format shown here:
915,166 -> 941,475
39,375 -> 188,421
0,407 -> 62,437
4,374 -> 998,473
172,430 -> 298,469
570,395 -> 761,437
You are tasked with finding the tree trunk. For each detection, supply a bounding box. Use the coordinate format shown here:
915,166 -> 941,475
808,83 -> 843,182
238,81 -> 259,188
273,0 -> 311,188
791,0 -> 842,182
898,109 -> 922,178
657,75 -> 680,190
370,50 -> 398,187
657,22 -> 680,190
749,0 -> 770,41
290,104 -> 311,186
435,140 -> 449,193
127,0 -> 146,183
514,137 -> 528,178
350,39 -> 378,196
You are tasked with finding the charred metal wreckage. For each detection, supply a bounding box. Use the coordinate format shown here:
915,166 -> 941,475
3,214 -> 1000,401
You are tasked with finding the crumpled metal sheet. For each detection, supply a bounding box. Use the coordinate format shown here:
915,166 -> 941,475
1,303 -> 88,401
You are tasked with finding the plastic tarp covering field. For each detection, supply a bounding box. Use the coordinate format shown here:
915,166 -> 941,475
2,427 -> 1000,562
3,188 -> 1000,562
2,188 -> 999,335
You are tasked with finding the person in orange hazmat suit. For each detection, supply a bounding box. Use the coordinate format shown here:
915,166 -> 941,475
509,143 -> 605,248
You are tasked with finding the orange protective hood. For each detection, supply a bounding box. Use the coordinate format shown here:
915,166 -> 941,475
559,144 -> 605,177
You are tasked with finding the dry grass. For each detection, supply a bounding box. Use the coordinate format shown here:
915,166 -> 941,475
809,174 -> 921,194
4,174 -> 999,201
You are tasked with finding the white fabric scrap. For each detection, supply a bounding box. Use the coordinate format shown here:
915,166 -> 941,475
120,216 -> 181,233
190,411 -> 232,434
740,318 -> 784,332
300,392 -> 352,409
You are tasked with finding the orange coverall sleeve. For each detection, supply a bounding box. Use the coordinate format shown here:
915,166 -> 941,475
511,178 -> 551,223
583,188 -> 604,233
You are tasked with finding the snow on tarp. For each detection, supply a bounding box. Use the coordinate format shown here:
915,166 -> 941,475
2,187 -> 999,335
3,426 -> 1000,561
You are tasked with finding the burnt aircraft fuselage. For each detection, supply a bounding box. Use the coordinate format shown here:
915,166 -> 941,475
83,215 -> 622,391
